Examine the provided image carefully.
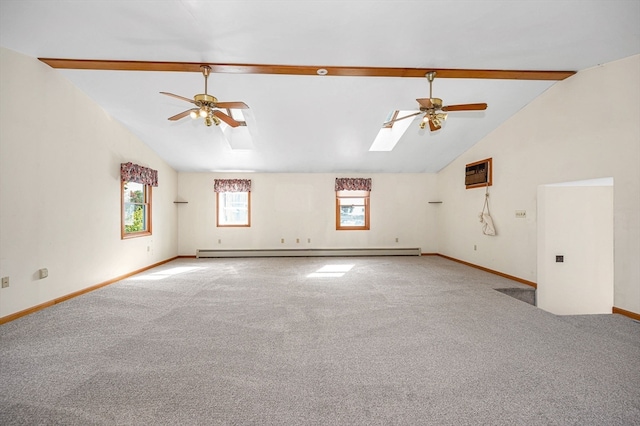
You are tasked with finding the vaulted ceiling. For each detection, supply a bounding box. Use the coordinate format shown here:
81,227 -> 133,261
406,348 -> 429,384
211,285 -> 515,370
1,1 -> 638,173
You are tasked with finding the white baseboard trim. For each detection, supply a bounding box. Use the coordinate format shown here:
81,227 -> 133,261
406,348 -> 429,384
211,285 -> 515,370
196,248 -> 421,258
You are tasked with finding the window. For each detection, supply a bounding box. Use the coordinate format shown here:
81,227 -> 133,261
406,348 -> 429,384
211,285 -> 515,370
122,180 -> 152,238
216,191 -> 251,227
369,110 -> 415,152
336,190 -> 370,230
382,110 -> 400,129
214,179 -> 251,227
335,178 -> 371,230
120,162 -> 157,239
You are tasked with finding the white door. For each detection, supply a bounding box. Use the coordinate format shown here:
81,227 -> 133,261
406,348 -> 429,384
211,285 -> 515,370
537,178 -> 614,315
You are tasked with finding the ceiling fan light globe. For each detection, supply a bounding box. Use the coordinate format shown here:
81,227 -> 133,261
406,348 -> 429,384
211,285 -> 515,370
199,108 -> 208,118
189,111 -> 198,119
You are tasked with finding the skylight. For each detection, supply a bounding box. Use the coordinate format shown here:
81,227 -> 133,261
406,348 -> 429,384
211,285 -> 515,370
369,110 -> 416,151
220,108 -> 254,150
229,109 -> 245,122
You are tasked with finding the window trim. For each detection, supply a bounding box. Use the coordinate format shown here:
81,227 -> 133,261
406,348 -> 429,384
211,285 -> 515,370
216,191 -> 251,227
121,180 -> 152,239
382,110 -> 400,129
336,190 -> 370,231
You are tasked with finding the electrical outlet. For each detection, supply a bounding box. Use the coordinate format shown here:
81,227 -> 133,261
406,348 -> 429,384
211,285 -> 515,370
395,237 -> 399,243
39,268 -> 48,279
296,238 -> 300,243
474,245 -> 477,251
281,238 -> 285,243
307,238 -> 311,243
218,239 -> 221,244
1,277 -> 8,288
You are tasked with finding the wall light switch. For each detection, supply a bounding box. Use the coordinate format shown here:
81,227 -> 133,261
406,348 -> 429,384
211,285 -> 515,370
39,268 -> 49,279
1,277 -> 8,288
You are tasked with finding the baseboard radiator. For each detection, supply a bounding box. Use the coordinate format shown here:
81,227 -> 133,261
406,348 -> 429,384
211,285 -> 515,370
196,248 -> 421,258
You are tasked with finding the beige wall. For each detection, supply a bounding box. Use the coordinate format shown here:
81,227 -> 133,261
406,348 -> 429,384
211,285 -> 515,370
177,173 -> 439,254
0,48 -> 179,318
436,55 -> 640,314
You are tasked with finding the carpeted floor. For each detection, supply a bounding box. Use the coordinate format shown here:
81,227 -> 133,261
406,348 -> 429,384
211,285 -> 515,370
1,256 -> 639,425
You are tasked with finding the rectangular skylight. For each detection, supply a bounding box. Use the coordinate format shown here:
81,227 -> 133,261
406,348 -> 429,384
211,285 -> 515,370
369,110 -> 416,151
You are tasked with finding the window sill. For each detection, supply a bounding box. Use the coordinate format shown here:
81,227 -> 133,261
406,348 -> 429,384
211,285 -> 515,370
122,231 -> 152,239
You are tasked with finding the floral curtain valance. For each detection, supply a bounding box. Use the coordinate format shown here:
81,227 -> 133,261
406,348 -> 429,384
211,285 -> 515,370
120,162 -> 158,187
335,178 -> 372,192
214,179 -> 252,192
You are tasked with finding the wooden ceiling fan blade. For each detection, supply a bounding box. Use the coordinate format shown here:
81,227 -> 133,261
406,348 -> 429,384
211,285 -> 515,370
416,98 -> 433,109
383,111 -> 421,126
441,103 -> 488,112
213,110 -> 241,127
168,108 -> 197,121
160,91 -> 195,104
215,101 -> 249,109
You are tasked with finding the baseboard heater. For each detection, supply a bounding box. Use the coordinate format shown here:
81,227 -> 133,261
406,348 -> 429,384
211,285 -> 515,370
196,248 -> 421,258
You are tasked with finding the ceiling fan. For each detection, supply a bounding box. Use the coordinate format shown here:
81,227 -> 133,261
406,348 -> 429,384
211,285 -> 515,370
384,71 -> 488,131
160,65 -> 249,127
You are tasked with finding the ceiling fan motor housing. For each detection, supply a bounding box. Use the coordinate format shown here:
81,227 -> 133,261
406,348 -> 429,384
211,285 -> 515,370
195,94 -> 217,105
421,98 -> 442,110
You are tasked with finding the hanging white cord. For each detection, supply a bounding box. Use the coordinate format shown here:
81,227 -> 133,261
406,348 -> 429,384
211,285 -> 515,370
479,183 -> 496,236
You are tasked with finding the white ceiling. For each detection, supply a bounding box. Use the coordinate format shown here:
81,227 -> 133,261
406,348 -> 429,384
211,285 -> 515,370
1,1 -> 639,173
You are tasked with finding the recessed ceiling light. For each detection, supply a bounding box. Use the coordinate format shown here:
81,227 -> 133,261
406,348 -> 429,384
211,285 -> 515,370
316,68 -> 328,76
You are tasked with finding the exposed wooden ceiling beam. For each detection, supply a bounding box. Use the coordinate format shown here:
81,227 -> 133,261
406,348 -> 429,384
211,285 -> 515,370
38,58 -> 576,80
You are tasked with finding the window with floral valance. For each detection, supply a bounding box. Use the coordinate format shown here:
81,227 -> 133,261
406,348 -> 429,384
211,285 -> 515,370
120,162 -> 158,187
214,179 -> 251,193
214,179 -> 251,227
335,178 -> 371,230
120,163 -> 157,239
335,178 -> 372,192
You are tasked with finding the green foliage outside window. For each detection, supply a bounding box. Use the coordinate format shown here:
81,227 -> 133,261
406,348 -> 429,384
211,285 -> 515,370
123,182 -> 148,234
128,189 -> 144,203
125,204 -> 145,233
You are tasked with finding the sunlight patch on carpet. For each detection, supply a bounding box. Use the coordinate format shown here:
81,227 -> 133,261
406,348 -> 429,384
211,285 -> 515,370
307,264 -> 354,278
132,266 -> 206,281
